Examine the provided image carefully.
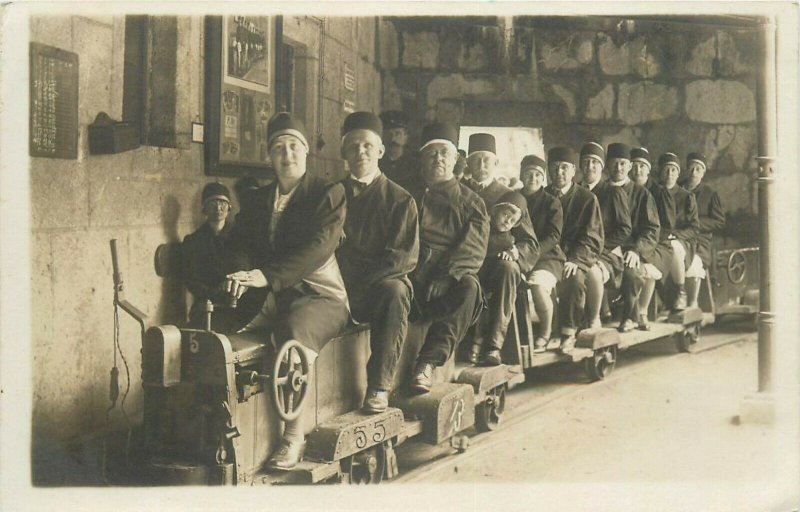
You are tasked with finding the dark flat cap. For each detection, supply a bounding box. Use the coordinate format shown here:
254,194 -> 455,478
342,111 -> 383,138
267,112 -> 309,149
380,110 -> 409,130
468,133 -> 497,156
547,146 -> 578,167
420,121 -> 459,151
606,142 -> 631,160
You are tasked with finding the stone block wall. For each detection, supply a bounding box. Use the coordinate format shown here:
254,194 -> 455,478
29,14 -> 380,482
382,17 -> 759,221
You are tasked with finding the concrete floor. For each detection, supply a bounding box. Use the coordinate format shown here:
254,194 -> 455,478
391,326 -> 798,511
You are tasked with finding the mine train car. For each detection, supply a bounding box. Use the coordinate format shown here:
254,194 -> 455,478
113,233 -> 758,486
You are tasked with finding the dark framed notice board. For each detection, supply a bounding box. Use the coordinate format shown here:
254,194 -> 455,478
204,16 -> 280,177
29,42 -> 79,159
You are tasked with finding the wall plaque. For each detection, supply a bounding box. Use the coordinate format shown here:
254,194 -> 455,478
29,42 -> 79,159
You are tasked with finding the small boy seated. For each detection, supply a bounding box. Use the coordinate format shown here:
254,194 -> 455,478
472,193 -> 528,365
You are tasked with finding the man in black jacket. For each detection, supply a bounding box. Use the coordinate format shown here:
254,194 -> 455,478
681,152 -> 725,309
616,147 -> 662,331
409,122 -> 489,393
658,153 -> 700,311
545,147 -> 603,352
225,113 -> 350,471
465,133 -> 538,365
337,111 -> 420,413
379,110 -> 422,197
580,141 -> 631,328
519,154 -> 565,351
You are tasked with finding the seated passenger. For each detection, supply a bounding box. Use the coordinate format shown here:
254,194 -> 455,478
336,112 -> 419,413
225,113 -> 350,471
545,147 -> 604,353
630,150 -> 675,319
182,182 -> 237,332
408,122 -> 489,394
680,152 -> 725,309
518,155 -> 566,352
580,141 -> 631,328
658,152 -> 700,311
379,110 -> 422,197
616,147 -> 661,332
473,192 -> 533,365
464,133 -> 538,366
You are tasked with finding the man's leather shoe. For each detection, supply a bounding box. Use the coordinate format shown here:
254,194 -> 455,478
618,318 -> 637,333
467,343 -> 482,365
482,349 -> 502,366
673,290 -> 687,311
362,389 -> 388,414
266,439 -> 305,471
533,337 -> 548,353
410,362 -> 435,394
560,335 -> 576,354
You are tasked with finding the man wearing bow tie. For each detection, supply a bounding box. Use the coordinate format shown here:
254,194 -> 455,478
336,112 -> 420,413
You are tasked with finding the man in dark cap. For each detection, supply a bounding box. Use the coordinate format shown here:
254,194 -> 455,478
519,154 -> 566,351
656,152 -> 700,311
225,112 -> 350,471
580,141 -> 631,329
234,176 -> 260,211
336,111 -> 420,413
463,133 -> 538,365
630,150 -> 675,320
680,152 -> 725,309
545,146 -> 604,352
408,121 -> 489,393
183,182 -> 237,332
379,110 -> 421,197
614,147 -> 662,332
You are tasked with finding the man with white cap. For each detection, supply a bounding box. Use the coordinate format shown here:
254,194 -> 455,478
464,133 -> 538,365
580,141 -> 631,329
408,121 -> 489,393
615,147 -> 662,332
657,152 -> 700,311
519,154 -> 566,351
336,111 -> 420,413
225,112 -> 350,471
680,152 -> 725,309
545,146 -> 603,353
183,182 -> 237,332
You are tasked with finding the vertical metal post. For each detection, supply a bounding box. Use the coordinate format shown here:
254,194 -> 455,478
740,16 -> 777,424
755,18 -> 777,394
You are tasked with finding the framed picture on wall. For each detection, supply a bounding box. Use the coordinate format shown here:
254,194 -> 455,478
205,15 -> 281,177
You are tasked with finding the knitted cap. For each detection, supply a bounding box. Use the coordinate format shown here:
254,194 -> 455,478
202,182 -> 231,205
580,140 -> 605,162
267,112 -> 309,149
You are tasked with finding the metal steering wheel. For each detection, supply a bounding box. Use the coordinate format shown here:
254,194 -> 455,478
727,250 -> 747,284
271,339 -> 310,422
